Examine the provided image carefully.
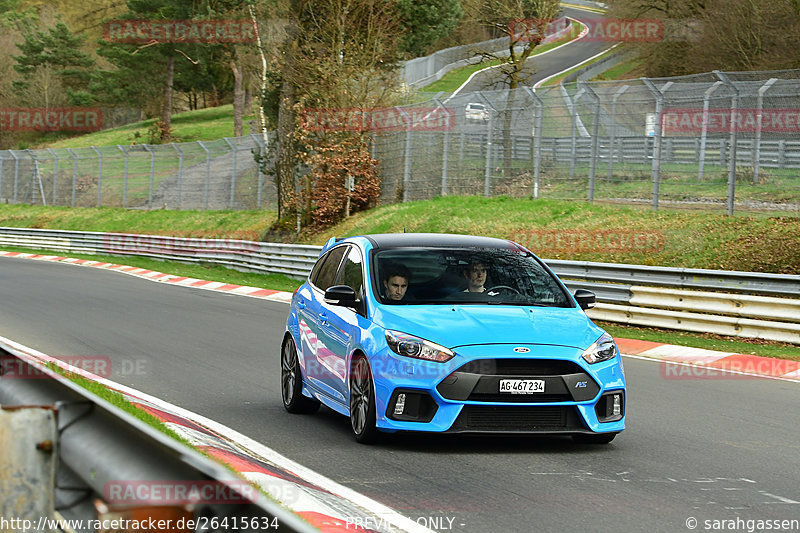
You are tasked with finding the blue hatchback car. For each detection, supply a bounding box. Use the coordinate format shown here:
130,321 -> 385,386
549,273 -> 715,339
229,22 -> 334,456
281,233 -> 626,443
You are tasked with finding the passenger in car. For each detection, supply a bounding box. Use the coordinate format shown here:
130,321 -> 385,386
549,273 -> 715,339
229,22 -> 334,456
382,263 -> 411,302
462,261 -> 488,293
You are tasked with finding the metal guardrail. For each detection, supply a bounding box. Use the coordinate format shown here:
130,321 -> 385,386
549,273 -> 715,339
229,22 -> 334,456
1,227 -> 799,343
0,341 -> 316,533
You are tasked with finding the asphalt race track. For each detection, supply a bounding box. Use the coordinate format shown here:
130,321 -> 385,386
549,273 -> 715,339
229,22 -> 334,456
458,7 -> 612,93
2,257 -> 799,532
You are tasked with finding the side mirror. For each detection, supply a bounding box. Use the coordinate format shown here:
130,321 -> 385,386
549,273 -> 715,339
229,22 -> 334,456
324,285 -> 358,306
573,289 -> 596,310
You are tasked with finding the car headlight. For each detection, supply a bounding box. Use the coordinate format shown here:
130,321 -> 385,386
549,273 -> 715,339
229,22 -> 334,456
385,330 -> 454,363
581,333 -> 618,364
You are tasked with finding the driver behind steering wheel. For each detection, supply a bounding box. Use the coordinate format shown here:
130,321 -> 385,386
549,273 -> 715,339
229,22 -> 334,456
462,261 -> 488,293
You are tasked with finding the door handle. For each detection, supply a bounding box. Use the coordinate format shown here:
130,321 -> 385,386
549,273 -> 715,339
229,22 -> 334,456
319,312 -> 328,325
297,301 -> 306,309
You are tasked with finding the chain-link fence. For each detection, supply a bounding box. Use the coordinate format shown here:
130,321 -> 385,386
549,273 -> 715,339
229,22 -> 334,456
2,69 -> 800,214
376,69 -> 800,214
0,134 -> 275,210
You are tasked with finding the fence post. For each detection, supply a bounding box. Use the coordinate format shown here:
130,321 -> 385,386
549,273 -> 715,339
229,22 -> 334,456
198,141 -> 211,210
715,70 -> 739,216
698,81 -> 723,181
398,107 -> 412,202
641,78 -> 671,210
581,81 -> 601,202
172,144 -> 183,209
224,137 -> 238,209
47,149 -> 58,205
143,145 -> 155,206
0,153 -> 3,200
608,85 -> 628,180
67,148 -> 77,207
117,145 -> 129,208
434,98 -> 450,196
10,150 -> 19,203
484,114 -> 494,197
568,87 -> 585,181
754,78 -> 777,184
526,87 -> 544,199
91,146 -> 103,207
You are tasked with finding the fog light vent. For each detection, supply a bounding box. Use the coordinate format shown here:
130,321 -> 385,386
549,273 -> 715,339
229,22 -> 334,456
387,390 -> 438,423
595,390 -> 625,422
394,393 -> 406,416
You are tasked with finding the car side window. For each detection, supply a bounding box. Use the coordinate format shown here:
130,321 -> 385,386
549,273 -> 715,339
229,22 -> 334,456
337,246 -> 364,297
310,246 -> 347,291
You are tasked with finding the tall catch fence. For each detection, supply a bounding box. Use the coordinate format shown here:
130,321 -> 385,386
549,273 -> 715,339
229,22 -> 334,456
2,69 -> 800,214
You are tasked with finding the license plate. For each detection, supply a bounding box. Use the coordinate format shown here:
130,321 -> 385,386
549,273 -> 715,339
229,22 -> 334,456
499,379 -> 545,394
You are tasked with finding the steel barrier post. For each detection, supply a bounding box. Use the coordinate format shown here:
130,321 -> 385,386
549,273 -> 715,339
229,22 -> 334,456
434,98 -> 450,196
224,137 -> 237,208
47,148 -> 58,205
608,85 -> 628,180
10,150 -> 19,203
67,148 -> 77,207
117,145 -> 129,208
698,81 -> 723,181
569,87 -> 584,180
525,87 -> 544,199
398,107 -> 412,202
581,81 -> 601,202
172,144 -> 184,209
484,114 -> 494,197
198,141 -> 211,209
715,70 -> 739,216
91,146 -> 103,207
143,145 -> 155,206
641,79 -> 671,210
754,78 -> 777,184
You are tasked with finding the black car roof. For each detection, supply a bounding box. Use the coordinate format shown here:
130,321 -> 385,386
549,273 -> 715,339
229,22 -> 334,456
364,233 -> 516,250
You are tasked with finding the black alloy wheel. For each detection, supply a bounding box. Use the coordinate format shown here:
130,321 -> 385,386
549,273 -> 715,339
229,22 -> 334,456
281,337 -> 320,414
349,355 -> 380,443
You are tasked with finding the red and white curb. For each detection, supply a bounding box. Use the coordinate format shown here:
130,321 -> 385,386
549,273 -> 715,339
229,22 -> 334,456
616,338 -> 800,382
0,251 -> 293,303
0,335 -> 433,533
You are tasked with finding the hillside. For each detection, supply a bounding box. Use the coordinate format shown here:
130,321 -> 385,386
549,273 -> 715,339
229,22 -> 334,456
1,197 -> 798,274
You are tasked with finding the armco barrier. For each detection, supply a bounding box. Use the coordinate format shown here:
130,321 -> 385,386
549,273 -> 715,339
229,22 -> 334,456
1,227 -> 799,344
0,341 -> 316,532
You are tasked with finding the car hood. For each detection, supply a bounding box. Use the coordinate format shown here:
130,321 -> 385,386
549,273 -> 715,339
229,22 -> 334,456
372,304 -> 605,351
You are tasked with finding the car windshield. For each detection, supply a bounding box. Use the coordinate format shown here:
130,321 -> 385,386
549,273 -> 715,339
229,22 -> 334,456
372,247 -> 572,307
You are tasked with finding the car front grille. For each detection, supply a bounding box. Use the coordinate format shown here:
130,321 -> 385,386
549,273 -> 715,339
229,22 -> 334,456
436,358 -> 599,403
448,405 -> 585,433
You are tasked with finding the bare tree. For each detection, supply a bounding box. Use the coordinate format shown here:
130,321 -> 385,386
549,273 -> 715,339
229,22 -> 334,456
466,0 -> 562,179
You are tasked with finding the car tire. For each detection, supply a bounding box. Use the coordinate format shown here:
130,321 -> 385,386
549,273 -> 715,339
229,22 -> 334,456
349,355 -> 380,444
572,432 -> 618,444
281,336 -> 320,414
